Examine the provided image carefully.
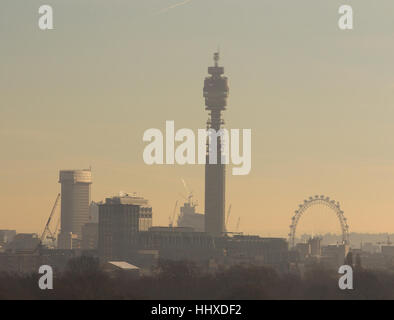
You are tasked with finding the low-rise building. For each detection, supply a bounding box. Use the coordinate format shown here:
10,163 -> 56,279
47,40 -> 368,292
82,223 -> 98,250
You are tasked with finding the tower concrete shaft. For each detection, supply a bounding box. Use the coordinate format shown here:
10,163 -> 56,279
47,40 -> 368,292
203,52 -> 229,237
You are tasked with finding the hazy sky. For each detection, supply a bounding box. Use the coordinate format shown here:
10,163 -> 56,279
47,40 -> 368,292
2,0 -> 394,237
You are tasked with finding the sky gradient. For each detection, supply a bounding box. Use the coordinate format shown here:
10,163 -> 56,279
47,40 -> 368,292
2,0 -> 394,237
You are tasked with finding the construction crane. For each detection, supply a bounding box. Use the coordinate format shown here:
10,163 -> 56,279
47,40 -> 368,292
40,193 -> 61,244
169,200 -> 178,228
224,216 -> 242,235
47,214 -> 61,244
235,217 -> 241,233
225,204 -> 232,230
181,178 -> 197,207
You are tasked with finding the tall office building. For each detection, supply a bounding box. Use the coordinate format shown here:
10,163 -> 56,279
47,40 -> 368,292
58,169 -> 92,249
98,194 -> 152,260
203,52 -> 229,236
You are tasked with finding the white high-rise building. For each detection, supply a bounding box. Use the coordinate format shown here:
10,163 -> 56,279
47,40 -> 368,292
58,169 -> 92,249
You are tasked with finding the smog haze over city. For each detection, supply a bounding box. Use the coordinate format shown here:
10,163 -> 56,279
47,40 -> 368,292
3,0 -> 394,236
2,0 -> 394,303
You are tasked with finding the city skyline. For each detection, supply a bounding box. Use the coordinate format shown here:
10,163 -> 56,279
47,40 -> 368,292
3,1 -> 394,237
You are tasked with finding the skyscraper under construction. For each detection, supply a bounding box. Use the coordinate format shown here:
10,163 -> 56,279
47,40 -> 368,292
203,52 -> 229,237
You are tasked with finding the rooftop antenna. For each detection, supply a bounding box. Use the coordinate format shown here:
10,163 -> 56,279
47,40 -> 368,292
214,49 -> 220,67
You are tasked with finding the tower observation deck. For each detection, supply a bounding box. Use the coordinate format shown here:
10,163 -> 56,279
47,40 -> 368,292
203,52 -> 229,237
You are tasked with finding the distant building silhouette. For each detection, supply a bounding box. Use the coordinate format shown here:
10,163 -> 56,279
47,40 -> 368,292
0,230 -> 16,246
88,201 -> 100,223
81,223 -> 98,250
98,193 -> 152,260
309,236 -> 322,256
177,198 -> 204,232
4,233 -> 40,253
321,244 -> 350,269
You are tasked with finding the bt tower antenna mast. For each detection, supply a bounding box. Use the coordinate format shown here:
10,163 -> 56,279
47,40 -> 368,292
203,52 -> 229,237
